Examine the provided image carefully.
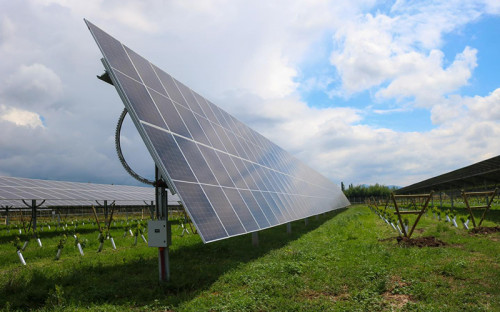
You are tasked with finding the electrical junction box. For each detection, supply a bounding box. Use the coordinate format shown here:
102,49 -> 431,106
148,220 -> 170,247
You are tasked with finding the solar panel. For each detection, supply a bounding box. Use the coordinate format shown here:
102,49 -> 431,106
0,176 -> 172,207
86,20 -> 350,243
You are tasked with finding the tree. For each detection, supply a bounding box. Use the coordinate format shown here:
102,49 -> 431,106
342,183 -> 397,198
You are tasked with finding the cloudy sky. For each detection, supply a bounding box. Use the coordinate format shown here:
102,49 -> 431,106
0,0 -> 499,188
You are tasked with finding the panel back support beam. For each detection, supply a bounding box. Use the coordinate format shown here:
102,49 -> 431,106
21,199 -> 45,235
31,200 -> 36,233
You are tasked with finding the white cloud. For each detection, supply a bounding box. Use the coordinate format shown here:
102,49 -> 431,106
466,88 -> 500,121
376,47 -> 477,107
0,105 -> 44,128
330,1 -> 484,101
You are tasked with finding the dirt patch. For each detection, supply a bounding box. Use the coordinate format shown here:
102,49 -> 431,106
396,236 -> 447,247
469,226 -> 500,235
383,293 -> 411,310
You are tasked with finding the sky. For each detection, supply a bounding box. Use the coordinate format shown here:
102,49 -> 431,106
0,0 -> 499,188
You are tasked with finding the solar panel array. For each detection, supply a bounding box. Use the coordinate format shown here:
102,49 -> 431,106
396,155 -> 500,194
0,176 -> 166,208
86,20 -> 350,243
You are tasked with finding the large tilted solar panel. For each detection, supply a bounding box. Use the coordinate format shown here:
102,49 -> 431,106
86,20 -> 350,243
0,176 -> 161,207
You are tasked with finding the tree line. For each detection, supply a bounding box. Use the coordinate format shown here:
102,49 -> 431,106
341,182 -> 398,198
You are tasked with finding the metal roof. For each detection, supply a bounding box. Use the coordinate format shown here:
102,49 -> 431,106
396,155 -> 500,194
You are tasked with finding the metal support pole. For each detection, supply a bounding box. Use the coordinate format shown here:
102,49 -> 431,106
315,214 -> 319,221
31,200 -> 37,233
286,222 -> 292,234
439,193 -> 443,208
252,232 -> 259,247
451,194 -> 454,209
155,166 -> 170,282
304,217 -> 308,226
5,207 -> 9,225
150,201 -> 155,220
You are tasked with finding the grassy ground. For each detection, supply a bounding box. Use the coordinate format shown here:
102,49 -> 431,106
0,205 -> 499,311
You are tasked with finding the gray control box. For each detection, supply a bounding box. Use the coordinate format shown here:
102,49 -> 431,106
148,220 -> 168,247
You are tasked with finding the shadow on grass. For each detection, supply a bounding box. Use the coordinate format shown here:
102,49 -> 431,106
1,208 -> 349,310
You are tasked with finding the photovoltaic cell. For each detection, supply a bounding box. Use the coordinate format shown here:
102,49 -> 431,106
86,19 -> 350,243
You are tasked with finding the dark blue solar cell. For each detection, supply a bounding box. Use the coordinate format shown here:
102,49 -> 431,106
227,115 -> 244,138
256,166 -> 277,192
114,71 -> 167,129
198,144 -> 235,188
201,185 -> 245,236
238,190 -> 271,228
193,93 -> 219,123
276,193 -> 297,219
143,125 -> 197,183
238,139 -> 258,163
289,195 -> 307,218
213,124 -> 238,156
124,46 -> 166,97
149,91 -> 192,139
270,192 -> 293,220
281,194 -> 300,218
173,181 -> 227,242
152,65 -> 189,108
231,158 -> 258,190
226,130 -> 248,159
220,110 -> 241,135
86,21 -> 140,81
261,192 -> 286,223
196,117 -> 227,152
248,163 -> 268,191
251,191 -> 279,225
207,101 -> 231,130
175,136 -> 218,185
269,171 -> 286,193
216,152 -> 247,189
175,81 -> 206,117
176,104 -> 211,145
222,188 -> 259,232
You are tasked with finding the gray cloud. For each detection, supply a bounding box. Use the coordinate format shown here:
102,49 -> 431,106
0,0 -> 499,189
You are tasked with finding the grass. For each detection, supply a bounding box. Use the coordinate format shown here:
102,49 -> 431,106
0,205 -> 499,311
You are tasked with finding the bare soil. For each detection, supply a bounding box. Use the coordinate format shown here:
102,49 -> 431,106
396,236 -> 447,247
469,226 -> 500,234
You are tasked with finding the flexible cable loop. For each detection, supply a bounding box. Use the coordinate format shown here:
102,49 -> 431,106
115,108 -> 155,186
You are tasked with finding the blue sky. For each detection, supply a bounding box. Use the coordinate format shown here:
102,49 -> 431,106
0,0 -> 499,187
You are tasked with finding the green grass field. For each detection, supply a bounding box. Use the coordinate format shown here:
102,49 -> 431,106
1,205 -> 499,311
